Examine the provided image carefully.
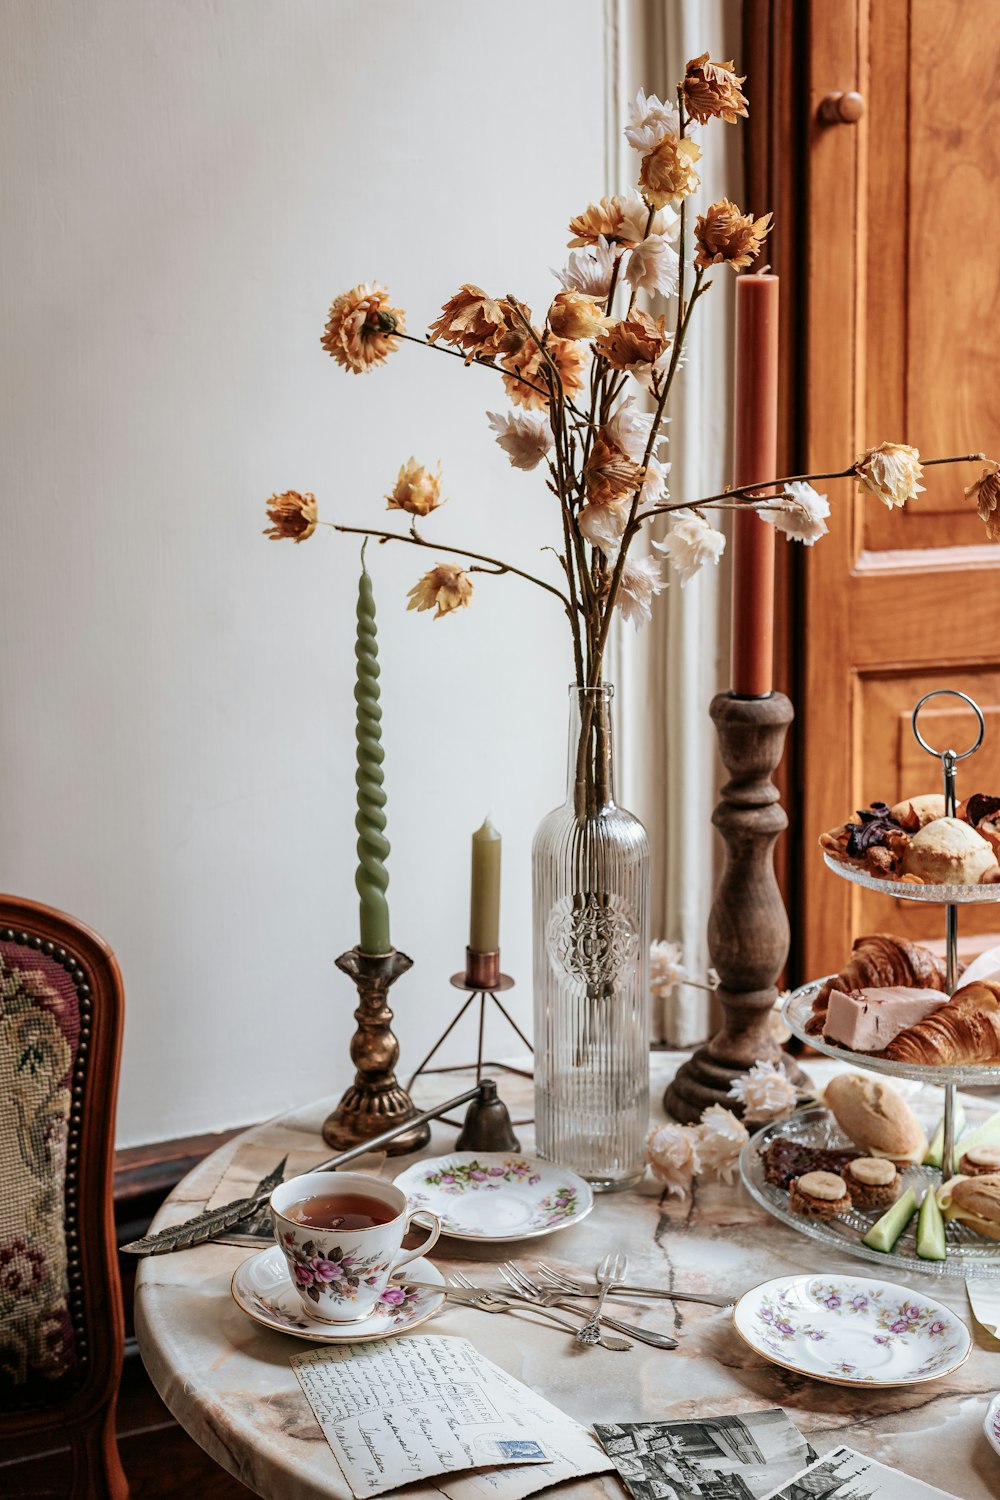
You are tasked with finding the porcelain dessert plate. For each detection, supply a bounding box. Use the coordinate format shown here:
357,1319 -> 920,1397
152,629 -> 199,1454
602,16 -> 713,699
392,1152 -> 593,1242
231,1250 -> 445,1343
733,1274 -> 971,1387
985,1393 -> 1000,1459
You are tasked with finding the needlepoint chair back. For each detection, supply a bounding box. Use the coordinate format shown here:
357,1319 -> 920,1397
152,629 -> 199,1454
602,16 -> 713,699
0,896 -> 127,1499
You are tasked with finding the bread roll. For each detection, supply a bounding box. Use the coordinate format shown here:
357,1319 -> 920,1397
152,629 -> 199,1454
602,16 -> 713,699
901,817 -> 998,885
824,1073 -> 927,1164
883,980 -> 1000,1065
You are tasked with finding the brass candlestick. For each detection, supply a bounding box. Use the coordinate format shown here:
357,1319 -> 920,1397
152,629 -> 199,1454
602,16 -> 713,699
322,946 -> 431,1153
664,691 -> 807,1123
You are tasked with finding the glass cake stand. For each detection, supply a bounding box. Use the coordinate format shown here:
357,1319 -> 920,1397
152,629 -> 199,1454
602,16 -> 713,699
740,1101 -> 1000,1281
747,690 -> 1000,1274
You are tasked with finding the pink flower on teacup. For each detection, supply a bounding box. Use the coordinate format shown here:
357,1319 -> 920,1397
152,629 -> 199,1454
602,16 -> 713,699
470,1169 -> 487,1181
294,1264 -> 314,1287
904,1304 -> 921,1322
823,1293 -> 841,1310
312,1258 -> 343,1283
889,1318 -> 909,1334
489,1166 -> 505,1177
929,1319 -> 946,1336
440,1172 -> 456,1183
379,1287 -> 406,1306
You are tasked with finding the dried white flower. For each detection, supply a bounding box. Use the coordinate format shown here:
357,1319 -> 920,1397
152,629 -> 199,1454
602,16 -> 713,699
604,396 -> 653,463
624,89 -> 681,154
728,1060 -> 798,1123
616,555 -> 666,630
625,235 -> 680,298
694,1105 -> 749,1183
652,509 -> 726,584
616,191 -> 678,250
644,1121 -> 700,1198
486,409 -> 553,472
553,236 -> 618,298
577,497 -> 630,559
640,454 -> 669,506
855,442 -> 925,509
762,481 -> 830,545
650,939 -> 687,997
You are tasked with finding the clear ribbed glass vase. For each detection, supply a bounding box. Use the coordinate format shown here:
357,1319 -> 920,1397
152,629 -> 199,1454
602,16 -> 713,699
532,684 -> 650,1191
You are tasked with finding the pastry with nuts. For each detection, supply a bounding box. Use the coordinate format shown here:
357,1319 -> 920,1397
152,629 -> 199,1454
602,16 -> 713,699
788,1170 -> 852,1219
843,1156 -> 901,1211
820,791 -> 1000,886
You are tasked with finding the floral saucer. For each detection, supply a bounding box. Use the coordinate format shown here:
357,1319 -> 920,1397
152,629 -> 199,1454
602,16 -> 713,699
230,1249 -> 445,1343
392,1153 -> 593,1242
984,1392 -> 1000,1459
732,1274 -> 971,1387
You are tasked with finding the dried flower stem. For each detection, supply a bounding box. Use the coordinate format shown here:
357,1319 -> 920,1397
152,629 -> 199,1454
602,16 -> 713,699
636,452 -> 988,525
326,522 -> 575,617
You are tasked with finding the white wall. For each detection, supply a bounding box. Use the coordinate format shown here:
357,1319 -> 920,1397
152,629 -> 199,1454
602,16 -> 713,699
0,0 -> 609,1145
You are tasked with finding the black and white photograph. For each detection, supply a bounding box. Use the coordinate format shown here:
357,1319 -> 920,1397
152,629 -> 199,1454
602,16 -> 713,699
595,1409 -> 817,1500
763,1445 -> 960,1500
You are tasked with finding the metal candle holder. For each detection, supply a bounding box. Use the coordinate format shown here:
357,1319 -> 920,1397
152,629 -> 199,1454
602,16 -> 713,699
405,947 -> 533,1132
322,946 -> 431,1154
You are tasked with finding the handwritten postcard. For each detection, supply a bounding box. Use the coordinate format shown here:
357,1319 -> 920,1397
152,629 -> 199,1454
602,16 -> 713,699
292,1335 -> 609,1498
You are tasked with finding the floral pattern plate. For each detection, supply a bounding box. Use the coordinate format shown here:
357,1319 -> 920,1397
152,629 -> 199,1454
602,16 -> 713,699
230,1249 -> 445,1343
985,1392 -> 1000,1459
392,1153 -> 593,1242
733,1274 -> 971,1387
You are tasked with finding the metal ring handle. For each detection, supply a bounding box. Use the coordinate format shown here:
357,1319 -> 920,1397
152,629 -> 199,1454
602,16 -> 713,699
911,689 -> 985,762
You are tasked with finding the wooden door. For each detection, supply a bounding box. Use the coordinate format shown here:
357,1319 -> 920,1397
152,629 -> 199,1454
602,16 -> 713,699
746,0 -> 1000,981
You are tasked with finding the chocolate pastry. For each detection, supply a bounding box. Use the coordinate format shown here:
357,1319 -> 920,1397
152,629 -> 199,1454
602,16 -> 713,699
762,1137 -> 860,1190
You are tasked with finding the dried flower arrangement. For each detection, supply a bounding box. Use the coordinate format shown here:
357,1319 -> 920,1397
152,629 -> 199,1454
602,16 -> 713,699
264,55 -> 996,810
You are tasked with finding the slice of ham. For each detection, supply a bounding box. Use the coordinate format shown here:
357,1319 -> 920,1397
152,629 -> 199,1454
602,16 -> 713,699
823,985 -> 948,1052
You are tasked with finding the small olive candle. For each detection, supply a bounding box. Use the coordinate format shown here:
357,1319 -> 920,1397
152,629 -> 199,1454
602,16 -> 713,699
469,817 -> 501,953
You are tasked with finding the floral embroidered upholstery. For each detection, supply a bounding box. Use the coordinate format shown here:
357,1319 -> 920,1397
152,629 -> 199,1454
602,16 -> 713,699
0,940 -> 81,1395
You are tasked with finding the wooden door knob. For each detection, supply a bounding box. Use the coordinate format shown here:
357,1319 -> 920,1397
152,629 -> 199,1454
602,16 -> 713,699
819,90 -> 865,124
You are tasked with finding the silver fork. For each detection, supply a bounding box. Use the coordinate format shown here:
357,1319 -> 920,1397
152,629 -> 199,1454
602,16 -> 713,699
536,1262 -> 734,1309
447,1272 -> 632,1352
576,1253 -> 627,1347
498,1263 -> 678,1350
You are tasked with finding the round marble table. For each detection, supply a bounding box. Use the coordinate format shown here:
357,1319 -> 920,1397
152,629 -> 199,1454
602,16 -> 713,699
135,1056 -> 1000,1499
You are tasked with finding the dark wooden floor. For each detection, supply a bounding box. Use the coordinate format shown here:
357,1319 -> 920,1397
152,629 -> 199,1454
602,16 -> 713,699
1,1345 -> 256,1498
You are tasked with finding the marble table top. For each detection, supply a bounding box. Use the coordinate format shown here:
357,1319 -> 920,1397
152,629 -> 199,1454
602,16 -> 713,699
134,1056 -> 1000,1500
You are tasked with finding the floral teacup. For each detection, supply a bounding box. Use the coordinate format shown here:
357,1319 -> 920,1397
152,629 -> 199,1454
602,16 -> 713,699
269,1171 -> 441,1323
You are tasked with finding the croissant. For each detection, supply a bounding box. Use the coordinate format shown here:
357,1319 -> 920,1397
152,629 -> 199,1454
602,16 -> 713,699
806,933 -> 953,1035
883,980 -> 1000,1065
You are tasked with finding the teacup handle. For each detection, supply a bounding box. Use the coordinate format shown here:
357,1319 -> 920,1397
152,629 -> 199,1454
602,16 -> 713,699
391,1209 -> 441,1272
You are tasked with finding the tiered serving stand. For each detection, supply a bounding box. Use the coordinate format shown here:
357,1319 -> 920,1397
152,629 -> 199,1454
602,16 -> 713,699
742,689 -> 1000,1279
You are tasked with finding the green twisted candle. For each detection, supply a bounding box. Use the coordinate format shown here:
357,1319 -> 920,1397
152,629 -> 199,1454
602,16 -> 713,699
355,556 -> 391,955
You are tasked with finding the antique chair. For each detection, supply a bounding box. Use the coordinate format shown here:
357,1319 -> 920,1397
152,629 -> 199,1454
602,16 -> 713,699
0,895 -> 128,1498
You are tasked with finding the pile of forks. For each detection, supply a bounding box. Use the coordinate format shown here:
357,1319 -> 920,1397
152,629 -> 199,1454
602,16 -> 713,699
402,1256 -> 733,1353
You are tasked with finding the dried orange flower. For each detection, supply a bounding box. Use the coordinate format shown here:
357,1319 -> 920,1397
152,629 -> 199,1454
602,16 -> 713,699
682,54 -> 749,125
501,336 -> 588,410
406,563 -> 473,619
594,310 -> 669,372
321,283 -> 405,374
966,461 -> 1000,541
386,458 -> 445,517
855,442 -> 925,509
584,432 -> 643,505
427,285 -> 524,361
639,134 -> 701,210
263,490 -> 318,543
567,190 -> 663,249
547,290 -> 610,342
694,199 -> 772,271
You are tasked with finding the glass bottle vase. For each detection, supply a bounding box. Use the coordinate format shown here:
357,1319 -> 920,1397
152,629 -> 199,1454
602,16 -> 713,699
532,684 -> 650,1190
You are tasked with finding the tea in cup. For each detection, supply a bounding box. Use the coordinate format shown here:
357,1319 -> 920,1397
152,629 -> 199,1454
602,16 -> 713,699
270,1170 -> 440,1322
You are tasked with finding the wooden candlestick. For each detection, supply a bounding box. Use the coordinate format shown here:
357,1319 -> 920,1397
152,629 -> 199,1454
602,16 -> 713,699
664,691 -> 806,1123
322,946 -> 432,1153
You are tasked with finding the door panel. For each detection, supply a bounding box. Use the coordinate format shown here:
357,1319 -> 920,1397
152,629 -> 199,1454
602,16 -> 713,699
759,0 -> 1000,979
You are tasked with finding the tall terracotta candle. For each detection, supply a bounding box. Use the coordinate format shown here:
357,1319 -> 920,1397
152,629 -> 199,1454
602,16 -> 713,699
469,818 -> 501,953
731,273 -> 780,697
355,556 -> 391,955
